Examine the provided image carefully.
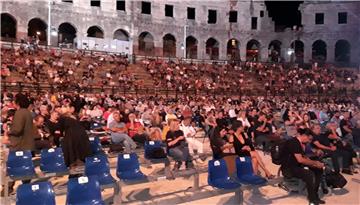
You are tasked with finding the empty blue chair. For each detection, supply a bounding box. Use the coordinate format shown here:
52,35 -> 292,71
208,159 -> 241,189
116,153 -> 147,181
85,154 -> 115,186
236,157 -> 267,185
66,176 -> 104,205
16,181 -> 56,205
7,150 -> 36,178
40,148 -> 68,174
89,136 -> 103,154
144,141 -> 166,159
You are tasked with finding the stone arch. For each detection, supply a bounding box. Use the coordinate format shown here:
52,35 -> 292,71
246,39 -> 261,61
87,25 -> 104,38
206,37 -> 219,60
113,29 -> 129,41
268,40 -> 282,62
186,36 -> 198,59
28,18 -> 47,43
58,22 -> 77,44
335,40 -> 350,63
290,40 -> 304,63
227,38 -> 240,60
1,13 -> 17,39
138,31 -> 154,55
312,40 -> 327,62
162,33 -> 176,57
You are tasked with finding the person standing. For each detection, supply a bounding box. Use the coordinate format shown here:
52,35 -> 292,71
2,94 -> 35,195
8,93 -> 35,151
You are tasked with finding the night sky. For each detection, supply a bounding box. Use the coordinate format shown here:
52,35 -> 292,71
265,1 -> 303,28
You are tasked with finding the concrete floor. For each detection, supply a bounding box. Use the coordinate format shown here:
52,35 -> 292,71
3,138 -> 360,205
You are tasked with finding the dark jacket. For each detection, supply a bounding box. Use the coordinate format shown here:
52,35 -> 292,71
9,108 -> 35,151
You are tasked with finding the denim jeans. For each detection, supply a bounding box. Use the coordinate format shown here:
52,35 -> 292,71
111,133 -> 136,153
168,143 -> 192,162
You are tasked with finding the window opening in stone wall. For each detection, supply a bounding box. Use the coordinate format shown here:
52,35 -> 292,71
251,17 -> 257,30
142,1 -> 151,14
117,0 -> 125,11
208,10 -> 217,24
315,13 -> 324,25
229,11 -> 237,23
338,12 -> 347,24
90,0 -> 100,7
187,7 -> 195,20
165,5 -> 174,17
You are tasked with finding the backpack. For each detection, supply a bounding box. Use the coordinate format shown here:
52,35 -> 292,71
325,171 -> 347,188
148,148 -> 167,159
270,139 -> 287,165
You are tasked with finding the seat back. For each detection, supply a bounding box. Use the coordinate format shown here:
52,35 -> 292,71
16,181 -> 56,205
116,153 -> 144,178
89,136 -> 102,154
236,156 -> 254,176
144,141 -> 165,159
40,148 -> 68,173
85,154 -> 114,185
66,176 -> 104,205
7,150 -> 35,177
208,159 -> 230,182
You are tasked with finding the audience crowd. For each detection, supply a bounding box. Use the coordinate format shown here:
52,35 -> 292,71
1,44 -> 360,204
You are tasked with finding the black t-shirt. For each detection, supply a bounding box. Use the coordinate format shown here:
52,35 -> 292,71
312,132 -> 331,147
254,120 -> 271,136
282,137 -> 304,169
166,130 -> 185,149
233,133 -> 254,157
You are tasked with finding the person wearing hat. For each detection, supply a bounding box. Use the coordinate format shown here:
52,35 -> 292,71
281,128 -> 325,205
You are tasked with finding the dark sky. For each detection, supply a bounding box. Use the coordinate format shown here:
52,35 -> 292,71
265,1 -> 303,28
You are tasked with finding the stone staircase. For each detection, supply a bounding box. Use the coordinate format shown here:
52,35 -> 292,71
127,64 -> 155,88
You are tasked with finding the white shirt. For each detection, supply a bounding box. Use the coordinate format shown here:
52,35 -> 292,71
180,122 -> 196,138
107,113 -> 115,128
237,117 -> 251,128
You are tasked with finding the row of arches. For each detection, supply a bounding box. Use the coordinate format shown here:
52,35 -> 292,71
0,13 -> 352,62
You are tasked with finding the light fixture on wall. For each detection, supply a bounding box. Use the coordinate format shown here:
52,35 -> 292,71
36,31 -> 41,35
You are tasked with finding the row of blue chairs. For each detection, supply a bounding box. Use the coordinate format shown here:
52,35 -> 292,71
208,156 -> 267,190
16,176 -> 105,205
7,148 -> 148,183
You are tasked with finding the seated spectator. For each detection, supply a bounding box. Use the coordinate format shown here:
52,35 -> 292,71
180,116 -> 204,164
311,124 -> 353,175
166,119 -> 193,170
33,115 -> 52,151
109,111 -> 136,153
230,121 -> 274,178
281,128 -> 325,205
126,113 -> 148,145
209,125 -> 234,160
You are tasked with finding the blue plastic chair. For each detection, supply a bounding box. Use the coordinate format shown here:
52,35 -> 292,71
236,157 -> 267,185
7,150 -> 36,178
16,181 -> 56,205
144,141 -> 166,159
208,159 -> 241,189
85,154 -> 115,186
40,148 -> 68,174
89,136 -> 103,154
66,176 -> 104,205
116,153 -> 147,181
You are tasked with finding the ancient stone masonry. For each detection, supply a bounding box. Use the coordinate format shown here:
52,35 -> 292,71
1,0 -> 359,65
